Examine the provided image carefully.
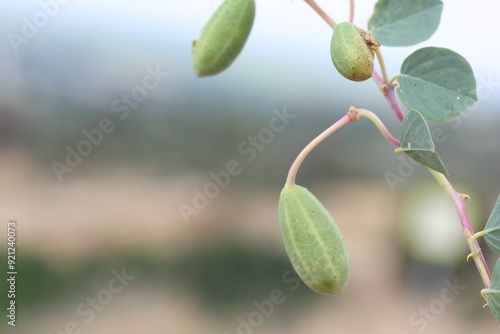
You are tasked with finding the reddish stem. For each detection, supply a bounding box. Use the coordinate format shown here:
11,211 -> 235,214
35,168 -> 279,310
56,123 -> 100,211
286,112 -> 354,185
429,170 -> 492,287
303,0 -> 337,29
385,86 -> 405,122
349,0 -> 355,23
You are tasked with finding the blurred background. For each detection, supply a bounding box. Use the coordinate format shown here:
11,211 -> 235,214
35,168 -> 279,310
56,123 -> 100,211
0,0 -> 500,333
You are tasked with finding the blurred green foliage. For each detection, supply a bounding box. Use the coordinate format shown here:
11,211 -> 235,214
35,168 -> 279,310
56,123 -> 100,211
0,241 -> 317,317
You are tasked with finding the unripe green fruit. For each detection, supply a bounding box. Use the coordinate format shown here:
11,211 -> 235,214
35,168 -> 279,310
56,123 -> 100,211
330,22 -> 378,82
192,0 -> 255,77
279,184 -> 350,295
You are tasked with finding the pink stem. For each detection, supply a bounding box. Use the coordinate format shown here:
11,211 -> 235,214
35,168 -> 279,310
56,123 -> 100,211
286,112 -> 353,185
372,70 -> 405,122
385,86 -> 405,122
304,0 -> 337,29
379,75 -> 493,289
349,0 -> 355,23
429,170 -> 492,287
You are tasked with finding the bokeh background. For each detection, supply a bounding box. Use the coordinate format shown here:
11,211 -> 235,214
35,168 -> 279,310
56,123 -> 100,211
1,0 -> 500,333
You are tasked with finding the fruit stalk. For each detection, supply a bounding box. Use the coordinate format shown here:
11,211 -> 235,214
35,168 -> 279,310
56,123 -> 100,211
286,107 -> 399,186
286,112 -> 353,185
349,0 -> 355,23
304,0 -> 337,29
375,49 -> 389,84
356,108 -> 400,147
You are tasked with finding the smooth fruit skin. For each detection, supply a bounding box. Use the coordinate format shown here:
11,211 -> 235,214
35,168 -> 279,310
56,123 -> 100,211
192,0 -> 255,77
330,22 -> 374,82
279,184 -> 350,295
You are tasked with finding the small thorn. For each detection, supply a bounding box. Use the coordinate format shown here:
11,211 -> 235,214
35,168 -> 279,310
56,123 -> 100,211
461,193 -> 471,201
467,248 -> 482,261
483,303 -> 490,308
381,84 -> 389,92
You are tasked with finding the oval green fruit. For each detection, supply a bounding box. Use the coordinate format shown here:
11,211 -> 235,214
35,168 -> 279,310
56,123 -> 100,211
279,184 -> 350,295
330,22 -> 376,82
192,0 -> 255,77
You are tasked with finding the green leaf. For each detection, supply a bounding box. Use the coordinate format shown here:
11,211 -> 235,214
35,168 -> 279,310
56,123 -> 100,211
192,0 -> 255,77
396,109 -> 448,175
482,195 -> 500,255
397,47 -> 477,121
368,0 -> 443,46
481,258 -> 500,321
279,184 -> 350,295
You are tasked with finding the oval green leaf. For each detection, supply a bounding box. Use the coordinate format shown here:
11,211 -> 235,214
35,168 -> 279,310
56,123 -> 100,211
395,109 -> 448,175
279,184 -> 350,295
481,195 -> 500,255
397,47 -> 477,121
368,0 -> 443,46
396,47 -> 477,121
192,0 -> 255,77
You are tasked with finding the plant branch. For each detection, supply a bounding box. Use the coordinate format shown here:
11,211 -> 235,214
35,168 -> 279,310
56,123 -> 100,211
371,65 -> 404,121
378,67 -> 493,298
428,169 -> 492,288
304,0 -> 337,29
286,109 -> 355,185
384,85 -> 405,122
349,0 -> 355,23
371,69 -> 384,89
370,43 -> 493,299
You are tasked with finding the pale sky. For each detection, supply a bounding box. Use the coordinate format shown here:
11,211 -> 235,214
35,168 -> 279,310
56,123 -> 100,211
2,0 -> 499,72
1,0 -> 499,110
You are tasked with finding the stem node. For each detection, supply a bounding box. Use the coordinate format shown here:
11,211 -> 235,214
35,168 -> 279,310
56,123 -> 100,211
348,106 -> 360,121
467,248 -> 482,262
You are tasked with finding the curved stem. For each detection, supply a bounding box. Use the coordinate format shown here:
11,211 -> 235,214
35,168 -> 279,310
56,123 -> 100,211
304,0 -> 337,29
349,0 -> 355,23
286,111 -> 354,185
356,109 -> 400,147
286,107 -> 399,186
428,169 -> 492,288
